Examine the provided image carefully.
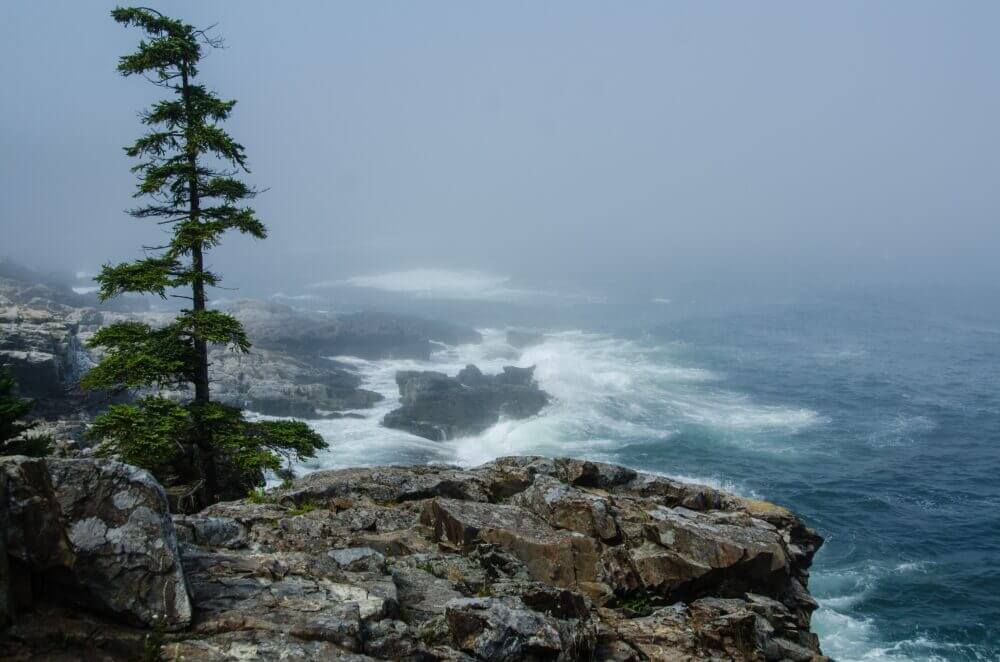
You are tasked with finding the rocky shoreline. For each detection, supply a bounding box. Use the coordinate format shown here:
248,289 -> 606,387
0,262 -> 829,659
0,454 -> 826,661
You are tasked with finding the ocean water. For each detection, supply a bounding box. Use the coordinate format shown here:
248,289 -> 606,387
283,290 -> 1000,661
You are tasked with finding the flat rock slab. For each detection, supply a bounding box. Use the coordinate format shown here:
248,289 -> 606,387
283,464 -> 492,504
421,497 -> 602,589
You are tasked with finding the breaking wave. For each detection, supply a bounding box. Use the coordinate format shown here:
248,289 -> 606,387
294,328 -> 820,473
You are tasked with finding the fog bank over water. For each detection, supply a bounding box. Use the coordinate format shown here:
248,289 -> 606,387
3,1 -> 1000,303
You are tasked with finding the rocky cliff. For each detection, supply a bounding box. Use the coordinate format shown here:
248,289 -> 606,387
0,455 -> 826,661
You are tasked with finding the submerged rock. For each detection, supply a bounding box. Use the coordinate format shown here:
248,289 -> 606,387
382,365 -> 550,440
1,455 -> 827,660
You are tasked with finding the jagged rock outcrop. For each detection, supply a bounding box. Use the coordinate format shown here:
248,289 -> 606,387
383,365 -> 550,440
446,596 -> 586,661
0,456 -> 826,660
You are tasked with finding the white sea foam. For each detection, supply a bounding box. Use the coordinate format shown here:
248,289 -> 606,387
812,608 -> 881,661
665,393 -> 822,432
813,607 -> 986,662
866,414 -> 937,448
279,327 -> 822,475
808,561 -> 980,662
893,561 -> 933,574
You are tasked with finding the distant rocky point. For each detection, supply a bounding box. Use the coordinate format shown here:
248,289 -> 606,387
0,260 -> 483,436
383,365 -> 550,440
230,300 -> 483,361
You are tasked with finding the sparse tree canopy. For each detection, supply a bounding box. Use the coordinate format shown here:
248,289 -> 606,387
83,7 -> 325,503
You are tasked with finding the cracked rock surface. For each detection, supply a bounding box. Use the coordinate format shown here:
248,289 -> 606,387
0,456 -> 827,661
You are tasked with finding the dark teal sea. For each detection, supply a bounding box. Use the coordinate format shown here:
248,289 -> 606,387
632,292 -> 1000,660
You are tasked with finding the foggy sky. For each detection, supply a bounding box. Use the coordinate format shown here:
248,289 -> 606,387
2,1 -> 999,306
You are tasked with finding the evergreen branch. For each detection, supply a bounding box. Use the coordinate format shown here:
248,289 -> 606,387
177,310 -> 251,352
82,321 -> 196,390
94,256 -> 181,300
87,397 -> 192,471
128,204 -> 187,219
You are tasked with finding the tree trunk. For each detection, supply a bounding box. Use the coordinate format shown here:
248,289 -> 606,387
182,61 -> 218,501
191,243 -> 216,501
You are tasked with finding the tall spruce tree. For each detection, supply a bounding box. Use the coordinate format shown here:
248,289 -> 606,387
82,7 -> 325,503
